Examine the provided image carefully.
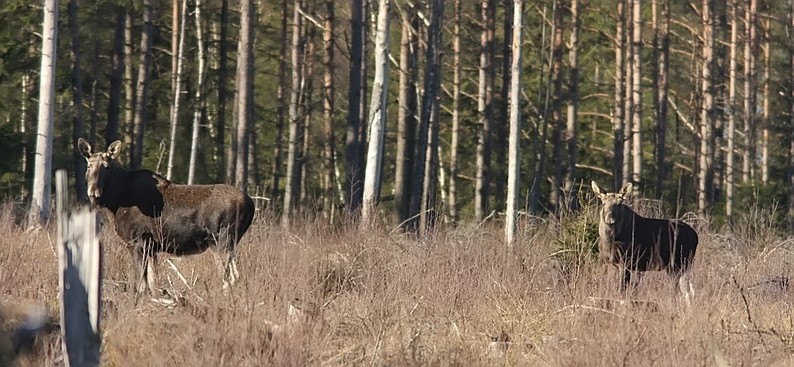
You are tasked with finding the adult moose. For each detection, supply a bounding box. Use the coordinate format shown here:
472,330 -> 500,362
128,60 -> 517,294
591,181 -> 698,306
78,138 -> 255,297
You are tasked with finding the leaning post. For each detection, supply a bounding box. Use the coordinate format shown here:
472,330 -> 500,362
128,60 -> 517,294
56,169 -> 102,367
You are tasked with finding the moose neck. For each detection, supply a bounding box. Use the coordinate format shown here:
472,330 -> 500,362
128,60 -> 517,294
96,164 -> 157,214
612,204 -> 637,238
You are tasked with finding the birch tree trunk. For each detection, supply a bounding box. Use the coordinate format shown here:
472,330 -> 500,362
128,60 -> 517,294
346,0 -> 365,216
394,5 -> 417,225
30,0 -> 59,224
167,0 -> 187,180
123,10 -> 134,166
69,0 -> 86,203
630,0 -> 642,184
283,0 -> 304,228
361,0 -> 391,225
448,0 -> 461,222
505,0 -> 523,250
322,0 -> 337,221
726,0 -> 738,218
564,0 -> 580,209
475,0 -> 495,221
234,0 -> 254,191
131,0 -> 153,170
106,7 -> 125,145
614,0 -> 626,190
697,0 -> 714,213
188,0 -> 206,184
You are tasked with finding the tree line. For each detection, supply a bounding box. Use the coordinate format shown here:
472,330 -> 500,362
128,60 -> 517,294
2,0 -> 793,232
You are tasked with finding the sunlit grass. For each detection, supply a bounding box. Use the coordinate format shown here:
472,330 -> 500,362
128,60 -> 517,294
0,201 -> 792,366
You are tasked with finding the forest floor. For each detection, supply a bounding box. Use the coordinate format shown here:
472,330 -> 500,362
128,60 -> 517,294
1,201 -> 793,366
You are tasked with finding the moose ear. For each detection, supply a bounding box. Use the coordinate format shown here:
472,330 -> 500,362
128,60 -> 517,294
107,140 -> 122,160
619,182 -> 633,198
591,181 -> 605,199
78,138 -> 92,159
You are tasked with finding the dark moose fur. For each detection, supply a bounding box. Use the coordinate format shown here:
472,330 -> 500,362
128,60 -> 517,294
591,181 -> 698,304
78,138 -> 255,296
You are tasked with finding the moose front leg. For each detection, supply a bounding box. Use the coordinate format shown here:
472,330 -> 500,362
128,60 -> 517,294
620,267 -> 632,292
128,246 -> 149,303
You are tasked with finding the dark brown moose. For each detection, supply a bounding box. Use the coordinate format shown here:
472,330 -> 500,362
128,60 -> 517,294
591,181 -> 699,306
78,138 -> 255,297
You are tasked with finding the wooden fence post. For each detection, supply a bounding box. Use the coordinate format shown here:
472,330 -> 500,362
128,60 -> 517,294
56,169 -> 102,367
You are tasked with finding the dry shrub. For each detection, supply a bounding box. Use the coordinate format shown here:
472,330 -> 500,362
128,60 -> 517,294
0,201 -> 792,366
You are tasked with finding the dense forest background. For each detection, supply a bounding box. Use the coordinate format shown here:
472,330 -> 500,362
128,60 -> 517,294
1,0 -> 793,230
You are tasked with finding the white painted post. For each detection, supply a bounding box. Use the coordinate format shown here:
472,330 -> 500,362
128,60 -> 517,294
56,169 -> 102,367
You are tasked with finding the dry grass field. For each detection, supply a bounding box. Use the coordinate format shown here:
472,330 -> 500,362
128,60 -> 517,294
0,199 -> 792,366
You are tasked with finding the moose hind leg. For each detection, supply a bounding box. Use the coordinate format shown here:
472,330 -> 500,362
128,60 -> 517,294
227,247 -> 240,285
677,272 -> 694,308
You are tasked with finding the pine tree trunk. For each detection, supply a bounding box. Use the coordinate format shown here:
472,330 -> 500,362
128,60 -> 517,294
788,0 -> 794,230
394,6 -> 417,225
623,0 -> 633,187
505,0 -> 523,250
448,0 -> 461,222
30,0 -> 59,224
345,0 -> 365,217
409,0 -> 443,232
69,0 -> 86,203
742,0 -> 757,183
283,0 -> 304,228
131,0 -> 153,170
234,0 -> 254,191
549,0 -> 564,211
216,0 -> 229,182
494,0 -> 513,211
475,0 -> 494,221
167,0 -> 187,180
614,0 -> 626,191
654,0 -> 669,199
761,17 -> 770,185
697,0 -> 714,213
630,0 -> 642,184
106,6 -> 125,145
564,0 -> 580,209
188,0 -> 206,185
726,0 -> 738,218
271,0 -> 287,202
419,0 -> 444,234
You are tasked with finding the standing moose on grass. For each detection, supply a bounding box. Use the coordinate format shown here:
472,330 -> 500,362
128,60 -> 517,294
78,139 -> 255,297
591,181 -> 699,306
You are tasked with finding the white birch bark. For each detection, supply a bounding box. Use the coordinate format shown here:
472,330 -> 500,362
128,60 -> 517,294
30,0 -> 59,224
505,0 -> 523,250
167,0 -> 188,180
362,0 -> 391,225
188,0 -> 206,184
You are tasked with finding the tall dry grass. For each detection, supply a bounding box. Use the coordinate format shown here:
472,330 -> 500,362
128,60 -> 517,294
0,201 -> 792,366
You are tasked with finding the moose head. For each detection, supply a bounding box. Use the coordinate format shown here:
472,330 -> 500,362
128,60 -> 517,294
591,181 -> 633,226
78,138 -> 122,207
